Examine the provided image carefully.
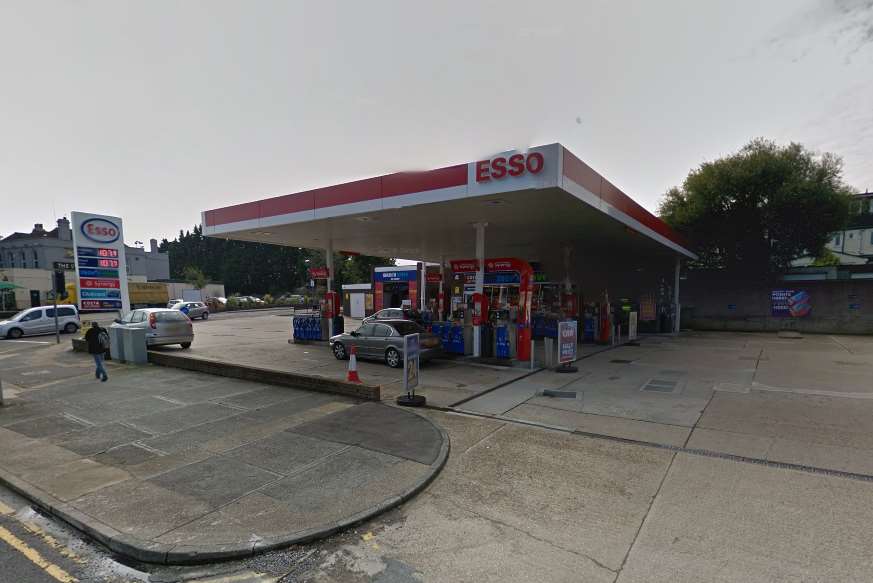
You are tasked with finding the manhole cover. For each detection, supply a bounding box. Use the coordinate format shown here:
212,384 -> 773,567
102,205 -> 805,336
658,369 -> 686,376
610,359 -> 634,364
641,378 -> 678,393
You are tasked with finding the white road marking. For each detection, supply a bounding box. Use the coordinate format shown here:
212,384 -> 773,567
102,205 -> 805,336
2,340 -> 52,344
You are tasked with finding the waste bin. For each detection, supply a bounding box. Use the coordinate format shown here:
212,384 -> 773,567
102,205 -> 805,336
109,325 -> 125,362
121,327 -> 148,364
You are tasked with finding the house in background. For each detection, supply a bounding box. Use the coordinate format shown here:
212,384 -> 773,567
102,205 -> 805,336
0,218 -> 170,310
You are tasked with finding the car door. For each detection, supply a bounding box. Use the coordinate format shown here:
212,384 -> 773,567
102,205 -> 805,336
372,323 -> 395,357
18,309 -> 45,335
353,323 -> 378,357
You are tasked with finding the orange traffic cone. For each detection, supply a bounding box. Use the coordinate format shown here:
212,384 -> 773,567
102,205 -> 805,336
347,345 -> 362,384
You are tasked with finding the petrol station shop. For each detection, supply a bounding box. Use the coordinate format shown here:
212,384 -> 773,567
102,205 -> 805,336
202,143 -> 696,362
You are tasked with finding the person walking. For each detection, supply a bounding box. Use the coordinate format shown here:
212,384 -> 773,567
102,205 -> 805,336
84,321 -> 109,382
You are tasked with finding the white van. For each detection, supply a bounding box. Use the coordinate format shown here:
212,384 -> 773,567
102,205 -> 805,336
0,305 -> 81,339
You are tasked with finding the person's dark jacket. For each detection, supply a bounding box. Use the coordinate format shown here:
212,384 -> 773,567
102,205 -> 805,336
84,326 -> 105,355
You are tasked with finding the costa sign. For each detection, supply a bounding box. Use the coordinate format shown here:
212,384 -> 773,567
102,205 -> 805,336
80,218 -> 120,243
475,152 -> 544,183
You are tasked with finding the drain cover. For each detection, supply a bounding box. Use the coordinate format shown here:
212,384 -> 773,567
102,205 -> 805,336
642,378 -> 678,393
542,389 -> 578,399
610,359 -> 634,364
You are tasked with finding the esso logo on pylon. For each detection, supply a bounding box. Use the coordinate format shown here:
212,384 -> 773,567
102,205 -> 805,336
475,152 -> 545,183
81,218 -> 120,244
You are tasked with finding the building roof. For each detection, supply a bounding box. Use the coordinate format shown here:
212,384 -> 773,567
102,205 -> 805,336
202,143 -> 696,263
1,228 -> 59,242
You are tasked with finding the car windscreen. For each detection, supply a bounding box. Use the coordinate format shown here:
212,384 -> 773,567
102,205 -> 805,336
155,311 -> 189,322
390,321 -> 425,335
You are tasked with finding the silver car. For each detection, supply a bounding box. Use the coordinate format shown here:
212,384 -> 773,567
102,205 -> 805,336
0,305 -> 81,339
172,301 -> 209,320
114,308 -> 194,348
329,319 -> 442,368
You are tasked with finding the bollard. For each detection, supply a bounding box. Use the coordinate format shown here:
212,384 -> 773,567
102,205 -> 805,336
347,345 -> 362,383
530,338 -> 535,370
0,377 -> 4,407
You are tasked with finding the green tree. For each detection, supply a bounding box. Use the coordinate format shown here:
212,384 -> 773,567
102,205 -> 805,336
182,265 -> 207,289
160,225 -> 393,295
659,139 -> 854,273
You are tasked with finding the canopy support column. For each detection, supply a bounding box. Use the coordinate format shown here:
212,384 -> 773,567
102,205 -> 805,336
473,222 -> 487,357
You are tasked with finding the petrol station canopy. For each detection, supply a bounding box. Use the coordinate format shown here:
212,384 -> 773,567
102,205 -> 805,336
201,143 -> 695,277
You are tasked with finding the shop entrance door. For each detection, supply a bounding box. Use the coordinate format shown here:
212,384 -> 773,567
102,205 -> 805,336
30,290 -> 41,307
350,293 -> 365,318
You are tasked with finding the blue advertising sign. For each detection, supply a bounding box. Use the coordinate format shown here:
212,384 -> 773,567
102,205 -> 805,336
374,269 -> 416,282
485,272 -> 520,285
558,320 -> 578,364
771,289 -> 812,318
80,289 -> 121,299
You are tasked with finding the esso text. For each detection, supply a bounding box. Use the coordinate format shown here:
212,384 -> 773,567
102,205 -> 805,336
475,152 -> 544,183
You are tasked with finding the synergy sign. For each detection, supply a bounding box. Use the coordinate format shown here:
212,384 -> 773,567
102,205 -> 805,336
71,212 -> 130,313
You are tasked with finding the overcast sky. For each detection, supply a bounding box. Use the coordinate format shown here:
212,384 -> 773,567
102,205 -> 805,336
1,0 -> 871,247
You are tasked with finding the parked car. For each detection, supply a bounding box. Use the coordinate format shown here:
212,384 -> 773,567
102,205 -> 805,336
363,307 -> 425,325
329,319 -> 442,368
114,308 -> 194,348
205,297 -> 227,311
0,305 -> 80,339
237,296 -> 265,305
172,301 -> 209,320
167,299 -> 184,308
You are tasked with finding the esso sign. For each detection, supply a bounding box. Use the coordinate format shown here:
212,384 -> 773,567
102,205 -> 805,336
81,218 -> 120,243
475,152 -> 544,183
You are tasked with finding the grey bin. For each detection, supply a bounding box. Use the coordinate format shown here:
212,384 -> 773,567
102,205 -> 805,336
109,325 -> 125,362
108,325 -> 148,364
122,327 -> 148,364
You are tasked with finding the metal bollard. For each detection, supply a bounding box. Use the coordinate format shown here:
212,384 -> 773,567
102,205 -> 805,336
0,378 -> 5,407
530,338 -> 535,371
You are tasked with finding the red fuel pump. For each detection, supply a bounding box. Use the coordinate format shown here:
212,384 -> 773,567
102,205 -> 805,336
323,291 -> 339,319
471,292 -> 489,326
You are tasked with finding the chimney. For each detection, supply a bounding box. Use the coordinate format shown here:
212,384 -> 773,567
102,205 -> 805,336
32,223 -> 45,235
149,238 -> 158,253
57,217 -> 72,241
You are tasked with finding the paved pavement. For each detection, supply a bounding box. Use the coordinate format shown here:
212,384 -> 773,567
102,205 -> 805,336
0,361 -> 447,564
298,409 -> 873,582
4,326 -> 873,581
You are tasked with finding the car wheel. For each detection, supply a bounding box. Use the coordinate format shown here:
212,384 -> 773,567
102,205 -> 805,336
6,328 -> 23,339
201,312 -> 209,320
180,342 -> 192,349
332,342 -> 347,360
63,323 -> 78,334
385,347 -> 402,368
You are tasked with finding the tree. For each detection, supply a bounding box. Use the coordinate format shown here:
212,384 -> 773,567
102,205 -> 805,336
183,266 -> 207,289
659,139 -> 854,273
160,225 -> 393,295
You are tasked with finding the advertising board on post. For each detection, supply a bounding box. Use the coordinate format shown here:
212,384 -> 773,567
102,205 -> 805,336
71,212 -> 130,314
403,333 -> 420,393
558,320 -> 577,364
308,266 -> 330,279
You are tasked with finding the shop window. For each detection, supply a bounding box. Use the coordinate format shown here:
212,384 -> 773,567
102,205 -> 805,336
832,234 -> 842,247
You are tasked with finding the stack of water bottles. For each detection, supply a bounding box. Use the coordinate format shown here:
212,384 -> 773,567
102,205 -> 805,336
292,314 -> 322,341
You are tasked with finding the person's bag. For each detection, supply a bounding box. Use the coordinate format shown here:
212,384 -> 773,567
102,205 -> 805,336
98,329 -> 110,351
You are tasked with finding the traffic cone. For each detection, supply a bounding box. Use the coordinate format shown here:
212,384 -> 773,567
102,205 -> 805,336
347,345 -> 362,384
